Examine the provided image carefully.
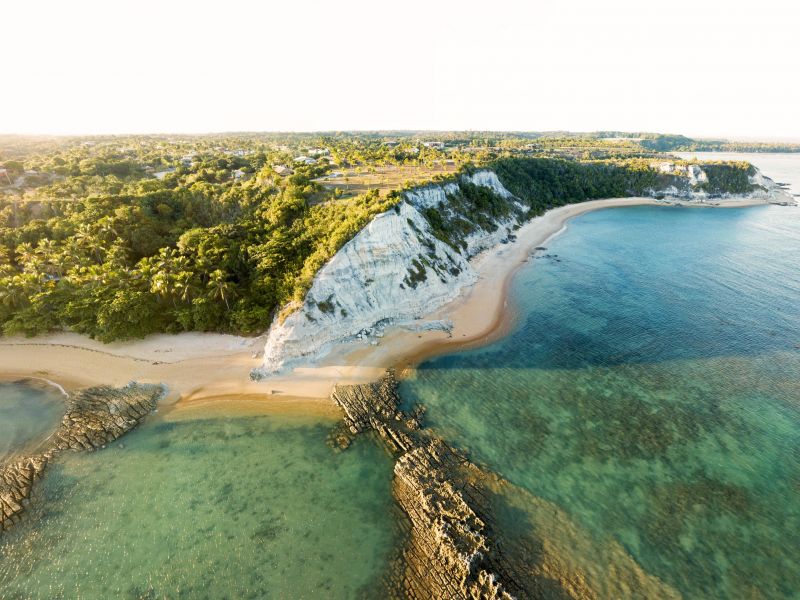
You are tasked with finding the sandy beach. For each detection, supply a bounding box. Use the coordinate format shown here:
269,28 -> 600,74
0,195 -> 773,413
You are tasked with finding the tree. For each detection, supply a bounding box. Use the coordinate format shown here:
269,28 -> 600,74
207,269 -> 232,311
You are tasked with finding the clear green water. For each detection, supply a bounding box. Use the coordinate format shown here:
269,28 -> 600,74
401,205 -> 800,599
0,381 -> 64,462
0,410 -> 397,599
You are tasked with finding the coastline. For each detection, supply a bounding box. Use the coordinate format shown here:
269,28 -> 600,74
0,195 -> 775,410
313,195 -> 775,376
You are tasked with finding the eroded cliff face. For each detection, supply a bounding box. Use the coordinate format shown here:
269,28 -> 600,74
258,164 -> 788,375
649,161 -> 790,201
259,170 -> 522,374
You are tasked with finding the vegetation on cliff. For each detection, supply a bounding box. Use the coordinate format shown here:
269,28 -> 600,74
0,134 -> 763,342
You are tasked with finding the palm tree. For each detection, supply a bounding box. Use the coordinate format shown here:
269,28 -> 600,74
150,269 -> 173,300
0,276 -> 29,310
207,269 -> 232,311
35,239 -> 62,277
97,218 -> 119,243
173,271 -> 199,303
15,242 -> 42,274
0,273 -> 43,309
74,225 -> 105,262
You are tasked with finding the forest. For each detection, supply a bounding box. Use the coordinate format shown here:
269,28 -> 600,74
0,134 -> 763,341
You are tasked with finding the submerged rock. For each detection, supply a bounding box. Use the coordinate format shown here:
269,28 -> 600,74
330,373 -> 683,599
0,383 -> 163,532
332,373 -> 513,599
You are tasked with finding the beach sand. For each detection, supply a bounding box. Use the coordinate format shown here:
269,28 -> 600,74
0,195 -> 772,413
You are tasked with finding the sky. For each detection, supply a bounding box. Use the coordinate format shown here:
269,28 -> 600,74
2,0 -> 799,139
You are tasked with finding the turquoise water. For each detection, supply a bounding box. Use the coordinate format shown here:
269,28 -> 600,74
0,410 -> 397,598
401,204 -> 800,599
0,381 -> 64,462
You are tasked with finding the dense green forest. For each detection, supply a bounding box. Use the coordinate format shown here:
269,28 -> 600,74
0,134 -> 765,342
491,158 -> 661,212
0,147 -> 397,340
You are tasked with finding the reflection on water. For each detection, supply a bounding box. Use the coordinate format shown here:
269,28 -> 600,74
0,412 -> 398,599
0,382 -> 64,462
402,205 -> 800,599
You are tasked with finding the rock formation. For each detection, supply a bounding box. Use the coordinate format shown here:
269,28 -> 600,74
259,165 -> 792,376
332,373 -> 515,599
331,372 -> 686,599
0,382 -> 163,532
258,170 -> 522,374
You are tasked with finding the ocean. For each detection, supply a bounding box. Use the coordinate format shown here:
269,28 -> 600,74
400,154 -> 800,598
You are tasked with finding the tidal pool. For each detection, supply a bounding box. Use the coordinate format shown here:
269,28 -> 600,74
0,409 -> 398,599
0,381 -> 65,462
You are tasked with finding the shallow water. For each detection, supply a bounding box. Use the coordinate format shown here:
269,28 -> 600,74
0,382 -> 64,462
401,204 -> 800,599
0,411 -> 397,599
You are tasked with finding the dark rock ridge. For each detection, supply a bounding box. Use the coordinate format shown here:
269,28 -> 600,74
0,383 -> 163,532
330,373 -> 673,598
332,372 -> 515,599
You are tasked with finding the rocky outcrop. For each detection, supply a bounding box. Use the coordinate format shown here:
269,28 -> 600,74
331,373 -> 687,599
0,383 -> 163,532
332,373 -> 514,599
650,160 -> 794,202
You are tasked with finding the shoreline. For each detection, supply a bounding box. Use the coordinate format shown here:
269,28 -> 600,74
0,195 -> 777,412
320,194 -> 776,377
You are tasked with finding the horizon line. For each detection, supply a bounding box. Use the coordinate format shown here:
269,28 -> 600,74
2,130 -> 800,144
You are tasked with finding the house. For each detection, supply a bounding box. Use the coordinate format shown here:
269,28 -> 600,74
307,148 -> 329,157
232,169 -> 246,180
422,141 -> 445,149
294,156 -> 317,165
273,165 -> 293,177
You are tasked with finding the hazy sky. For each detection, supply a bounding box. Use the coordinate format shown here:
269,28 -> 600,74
3,0 -> 799,138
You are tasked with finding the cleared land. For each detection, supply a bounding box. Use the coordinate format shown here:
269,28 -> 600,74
313,163 -> 459,198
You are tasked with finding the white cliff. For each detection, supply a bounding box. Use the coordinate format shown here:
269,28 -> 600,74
257,163 -> 790,375
259,170 -> 520,374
